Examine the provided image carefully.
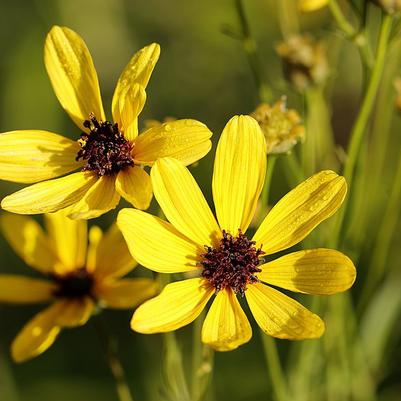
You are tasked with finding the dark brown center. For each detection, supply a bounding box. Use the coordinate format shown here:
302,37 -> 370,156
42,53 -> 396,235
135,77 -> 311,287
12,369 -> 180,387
200,230 -> 264,296
76,114 -> 134,176
53,268 -> 94,299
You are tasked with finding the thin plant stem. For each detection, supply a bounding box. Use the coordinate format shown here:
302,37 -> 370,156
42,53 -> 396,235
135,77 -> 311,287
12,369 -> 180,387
191,311 -> 214,401
330,13 -> 393,248
260,334 -> 290,401
278,0 -> 300,39
234,0 -> 273,102
358,151 -> 401,313
94,315 -> 134,401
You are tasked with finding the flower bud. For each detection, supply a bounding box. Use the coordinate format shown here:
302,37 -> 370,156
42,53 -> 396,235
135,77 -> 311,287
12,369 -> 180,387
276,35 -> 329,91
251,97 -> 305,154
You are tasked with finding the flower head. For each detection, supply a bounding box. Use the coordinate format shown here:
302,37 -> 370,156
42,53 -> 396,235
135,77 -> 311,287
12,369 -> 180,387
276,34 -> 329,91
0,26 -> 212,219
0,212 -> 157,362
251,97 -> 305,154
299,0 -> 329,12
117,115 -> 356,351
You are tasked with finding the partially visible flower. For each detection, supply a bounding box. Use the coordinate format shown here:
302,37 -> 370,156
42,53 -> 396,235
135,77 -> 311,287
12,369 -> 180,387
0,26 -> 212,219
0,212 -> 157,362
118,115 -> 356,352
371,0 -> 401,13
250,97 -> 305,154
299,0 -> 329,12
276,34 -> 329,91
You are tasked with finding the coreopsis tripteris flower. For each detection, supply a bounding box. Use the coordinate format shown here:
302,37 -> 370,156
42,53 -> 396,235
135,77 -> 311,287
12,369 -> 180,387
117,115 -> 356,351
0,212 -> 157,362
299,0 -> 329,12
0,26 -> 212,219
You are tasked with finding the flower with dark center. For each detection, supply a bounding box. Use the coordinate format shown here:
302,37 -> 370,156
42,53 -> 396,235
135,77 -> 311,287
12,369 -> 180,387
52,268 -> 94,299
201,230 -> 264,296
76,114 -> 134,177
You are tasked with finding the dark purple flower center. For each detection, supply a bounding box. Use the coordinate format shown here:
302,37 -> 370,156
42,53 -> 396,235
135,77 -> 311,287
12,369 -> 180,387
76,114 -> 134,176
53,268 -> 94,299
200,230 -> 264,296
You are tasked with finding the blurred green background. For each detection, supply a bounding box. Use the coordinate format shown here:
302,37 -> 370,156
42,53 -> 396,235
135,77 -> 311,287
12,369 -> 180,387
1,1 -> 400,400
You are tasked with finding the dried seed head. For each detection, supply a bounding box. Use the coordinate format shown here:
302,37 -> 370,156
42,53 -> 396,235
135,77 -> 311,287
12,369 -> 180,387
200,230 -> 264,295
276,35 -> 329,91
251,97 -> 305,154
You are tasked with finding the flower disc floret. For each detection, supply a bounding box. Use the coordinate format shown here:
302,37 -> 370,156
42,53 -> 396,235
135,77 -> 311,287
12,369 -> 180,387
200,230 -> 265,296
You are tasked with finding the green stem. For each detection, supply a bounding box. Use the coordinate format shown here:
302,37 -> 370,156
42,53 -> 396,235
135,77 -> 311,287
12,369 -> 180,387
94,316 -> 134,401
358,150 -> 401,313
330,13 -> 393,248
260,334 -> 290,401
235,0 -> 273,102
191,312 -> 214,401
278,0 -> 300,39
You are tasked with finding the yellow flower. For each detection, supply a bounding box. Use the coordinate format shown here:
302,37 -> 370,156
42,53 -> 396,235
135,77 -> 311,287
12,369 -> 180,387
0,212 -> 157,362
117,115 -> 356,351
0,26 -> 212,219
299,0 -> 329,12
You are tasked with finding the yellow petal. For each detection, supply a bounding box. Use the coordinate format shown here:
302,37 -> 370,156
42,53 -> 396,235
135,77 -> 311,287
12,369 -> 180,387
66,175 -> 120,220
299,0 -> 329,12
201,288 -> 252,351
115,84 -> 146,141
0,214 -> 58,273
55,297 -> 94,327
11,303 -> 61,363
0,275 -> 55,304
1,172 -> 97,215
131,278 -> 213,333
246,283 -> 325,339
44,212 -> 87,274
90,224 -> 137,280
133,119 -> 212,166
0,131 -> 81,183
86,225 -> 103,273
112,43 -> 160,121
117,208 -> 201,273
44,26 -> 105,129
257,249 -> 356,295
115,166 -> 153,210
212,115 -> 266,234
94,278 -> 158,309
151,158 -> 220,246
253,171 -> 347,254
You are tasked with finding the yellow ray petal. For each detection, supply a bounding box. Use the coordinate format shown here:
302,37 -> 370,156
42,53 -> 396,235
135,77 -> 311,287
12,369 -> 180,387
111,43 -> 160,121
44,25 -> 105,129
117,208 -> 201,273
94,278 -> 158,309
86,225 -> 103,273
131,278 -> 213,333
257,249 -> 356,295
115,84 -> 146,141
115,166 -> 153,210
253,170 -> 347,254
55,297 -> 94,327
11,303 -> 62,363
0,275 -> 56,304
90,224 -> 136,280
151,158 -> 220,246
299,0 -> 329,12
1,172 -> 97,215
212,115 -> 266,235
246,282 -> 325,339
44,212 -> 87,274
0,131 -> 81,183
0,214 -> 59,273
133,119 -> 212,166
66,175 -> 120,220
201,288 -> 252,351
